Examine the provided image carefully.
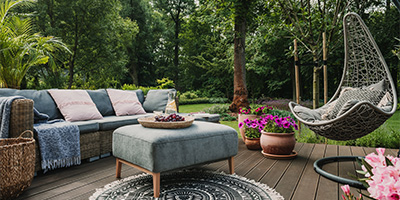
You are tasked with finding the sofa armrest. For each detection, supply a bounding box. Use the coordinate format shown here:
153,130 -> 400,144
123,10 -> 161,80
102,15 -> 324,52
9,99 -> 34,138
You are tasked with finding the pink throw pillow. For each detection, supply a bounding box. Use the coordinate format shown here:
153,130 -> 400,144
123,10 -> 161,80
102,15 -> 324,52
106,89 -> 146,116
48,90 -> 103,121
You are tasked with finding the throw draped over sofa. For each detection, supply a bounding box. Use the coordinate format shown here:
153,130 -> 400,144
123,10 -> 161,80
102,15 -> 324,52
289,12 -> 398,141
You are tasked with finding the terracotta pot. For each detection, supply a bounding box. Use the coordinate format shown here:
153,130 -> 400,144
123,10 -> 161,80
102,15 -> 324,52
238,114 -> 257,143
244,137 -> 261,150
260,131 -> 295,155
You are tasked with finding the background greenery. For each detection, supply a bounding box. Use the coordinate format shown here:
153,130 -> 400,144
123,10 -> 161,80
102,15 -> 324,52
2,0 -> 397,103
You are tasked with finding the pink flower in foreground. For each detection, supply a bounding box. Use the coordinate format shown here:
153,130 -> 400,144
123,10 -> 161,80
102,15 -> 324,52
341,185 -> 350,196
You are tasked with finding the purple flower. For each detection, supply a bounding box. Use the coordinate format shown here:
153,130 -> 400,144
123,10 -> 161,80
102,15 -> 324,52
294,123 -> 299,130
282,121 -> 290,129
244,118 -> 250,123
251,123 -> 257,128
238,122 -> 244,128
275,117 -> 282,127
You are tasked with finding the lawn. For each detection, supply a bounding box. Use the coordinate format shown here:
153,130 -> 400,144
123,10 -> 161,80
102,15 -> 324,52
179,103 -> 239,134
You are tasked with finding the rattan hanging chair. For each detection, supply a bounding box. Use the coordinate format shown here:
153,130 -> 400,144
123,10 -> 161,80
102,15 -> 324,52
289,12 -> 398,141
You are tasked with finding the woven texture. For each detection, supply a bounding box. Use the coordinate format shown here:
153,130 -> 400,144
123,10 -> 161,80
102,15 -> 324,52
289,13 -> 397,141
0,130 -> 35,200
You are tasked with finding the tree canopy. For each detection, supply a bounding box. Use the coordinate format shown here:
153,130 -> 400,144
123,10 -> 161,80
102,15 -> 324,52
2,0 -> 399,104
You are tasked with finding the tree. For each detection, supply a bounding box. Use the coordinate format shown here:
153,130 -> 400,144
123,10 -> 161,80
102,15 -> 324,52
154,0 -> 195,89
274,0 -> 347,108
0,0 -> 70,89
32,0 -> 138,89
229,0 -> 252,112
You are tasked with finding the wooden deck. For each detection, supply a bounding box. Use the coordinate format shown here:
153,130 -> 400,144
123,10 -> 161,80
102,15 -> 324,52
17,142 -> 398,200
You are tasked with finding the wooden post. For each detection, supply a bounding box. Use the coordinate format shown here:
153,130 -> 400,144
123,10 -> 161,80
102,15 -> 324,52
323,32 -> 328,104
294,39 -> 301,134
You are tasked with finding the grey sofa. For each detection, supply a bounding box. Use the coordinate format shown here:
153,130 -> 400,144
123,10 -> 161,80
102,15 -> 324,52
0,88 -> 219,172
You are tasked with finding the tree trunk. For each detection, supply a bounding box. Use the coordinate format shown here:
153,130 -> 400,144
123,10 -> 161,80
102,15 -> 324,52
68,17 -> 80,89
312,55 -> 320,109
229,0 -> 250,113
173,17 -> 180,89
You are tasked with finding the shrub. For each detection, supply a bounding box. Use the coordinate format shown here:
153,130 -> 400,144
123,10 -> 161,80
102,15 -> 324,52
179,97 -> 210,105
201,104 -> 229,114
220,113 -> 237,121
121,84 -> 158,95
180,91 -> 198,99
156,78 -> 175,89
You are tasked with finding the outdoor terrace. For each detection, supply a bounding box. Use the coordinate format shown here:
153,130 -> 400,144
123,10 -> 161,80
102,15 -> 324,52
17,141 -> 397,200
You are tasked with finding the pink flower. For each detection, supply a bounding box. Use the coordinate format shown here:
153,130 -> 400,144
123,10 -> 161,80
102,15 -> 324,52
238,122 -> 244,128
341,185 -> 350,196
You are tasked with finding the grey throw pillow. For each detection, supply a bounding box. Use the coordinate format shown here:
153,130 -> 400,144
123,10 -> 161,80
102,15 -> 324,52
143,89 -> 176,113
326,89 -> 385,120
293,106 -> 322,122
337,100 -> 359,117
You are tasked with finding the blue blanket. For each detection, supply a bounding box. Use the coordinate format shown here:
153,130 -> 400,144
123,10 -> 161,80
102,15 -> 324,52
34,119 -> 81,173
0,96 -> 25,138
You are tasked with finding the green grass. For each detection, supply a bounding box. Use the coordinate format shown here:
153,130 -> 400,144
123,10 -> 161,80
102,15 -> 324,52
179,103 -> 223,113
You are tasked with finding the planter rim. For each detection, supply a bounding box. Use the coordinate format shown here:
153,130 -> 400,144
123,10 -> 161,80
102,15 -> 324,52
244,137 -> 260,140
261,131 -> 295,136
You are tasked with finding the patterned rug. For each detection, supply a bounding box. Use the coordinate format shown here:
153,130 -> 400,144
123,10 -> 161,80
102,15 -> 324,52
90,170 -> 284,200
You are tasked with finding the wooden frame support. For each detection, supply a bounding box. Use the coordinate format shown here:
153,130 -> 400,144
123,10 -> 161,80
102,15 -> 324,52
115,156 -> 235,198
229,156 -> 235,174
115,158 -> 161,198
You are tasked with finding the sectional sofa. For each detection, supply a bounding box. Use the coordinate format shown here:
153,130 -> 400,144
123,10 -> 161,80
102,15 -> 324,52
0,88 -> 219,172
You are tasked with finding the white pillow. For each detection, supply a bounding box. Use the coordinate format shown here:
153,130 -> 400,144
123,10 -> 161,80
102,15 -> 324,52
48,89 -> 103,122
106,89 -> 146,116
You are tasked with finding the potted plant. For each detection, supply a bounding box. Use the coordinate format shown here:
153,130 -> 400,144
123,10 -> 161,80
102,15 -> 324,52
238,118 -> 264,150
260,114 -> 299,158
238,106 -> 272,142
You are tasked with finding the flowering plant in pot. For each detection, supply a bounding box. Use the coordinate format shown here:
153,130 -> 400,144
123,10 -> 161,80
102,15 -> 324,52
238,106 -> 272,142
260,115 -> 298,157
238,117 -> 265,150
341,148 -> 400,200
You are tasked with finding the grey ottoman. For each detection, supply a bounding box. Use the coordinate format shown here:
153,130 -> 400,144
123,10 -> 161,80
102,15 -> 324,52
113,121 -> 238,198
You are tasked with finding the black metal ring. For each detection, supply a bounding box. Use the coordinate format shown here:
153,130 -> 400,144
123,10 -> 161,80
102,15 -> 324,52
313,156 -> 366,189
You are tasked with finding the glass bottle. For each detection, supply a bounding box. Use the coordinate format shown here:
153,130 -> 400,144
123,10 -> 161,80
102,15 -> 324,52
165,91 -> 177,114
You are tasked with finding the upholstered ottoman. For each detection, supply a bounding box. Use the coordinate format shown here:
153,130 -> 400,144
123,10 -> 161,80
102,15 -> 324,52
112,121 -> 238,198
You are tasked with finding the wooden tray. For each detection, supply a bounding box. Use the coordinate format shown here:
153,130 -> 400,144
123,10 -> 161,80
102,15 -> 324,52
138,116 -> 195,129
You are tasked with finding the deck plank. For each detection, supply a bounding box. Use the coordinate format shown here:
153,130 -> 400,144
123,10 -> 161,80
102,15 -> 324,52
273,143 -> 314,199
315,144 -> 339,200
291,143 -> 326,200
338,145 -> 359,197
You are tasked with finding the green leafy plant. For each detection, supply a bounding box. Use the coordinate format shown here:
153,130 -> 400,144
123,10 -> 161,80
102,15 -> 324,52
0,0 -> 70,89
201,104 -> 229,114
156,78 -> 175,89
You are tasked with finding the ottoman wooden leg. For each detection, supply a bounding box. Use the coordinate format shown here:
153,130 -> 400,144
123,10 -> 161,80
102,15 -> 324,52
153,173 -> 160,198
116,158 -> 122,178
229,156 -> 234,174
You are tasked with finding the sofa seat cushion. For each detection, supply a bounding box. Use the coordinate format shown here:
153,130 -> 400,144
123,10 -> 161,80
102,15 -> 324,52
70,121 -> 99,134
95,114 -> 152,131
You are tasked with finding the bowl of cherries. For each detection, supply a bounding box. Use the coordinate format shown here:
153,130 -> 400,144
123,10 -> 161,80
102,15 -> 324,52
138,114 -> 195,129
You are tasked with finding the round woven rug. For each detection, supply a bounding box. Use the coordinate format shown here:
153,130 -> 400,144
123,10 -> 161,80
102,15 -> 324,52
90,170 -> 283,200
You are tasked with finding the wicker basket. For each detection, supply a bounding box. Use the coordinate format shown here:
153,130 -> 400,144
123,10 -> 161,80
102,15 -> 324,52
0,130 -> 36,200
138,116 -> 195,129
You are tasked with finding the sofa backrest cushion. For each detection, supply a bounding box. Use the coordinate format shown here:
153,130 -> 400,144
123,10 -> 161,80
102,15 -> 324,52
0,88 -> 62,120
143,89 -> 176,113
48,89 -> 103,121
87,89 -> 115,116
133,89 -> 145,105
106,89 -> 146,116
